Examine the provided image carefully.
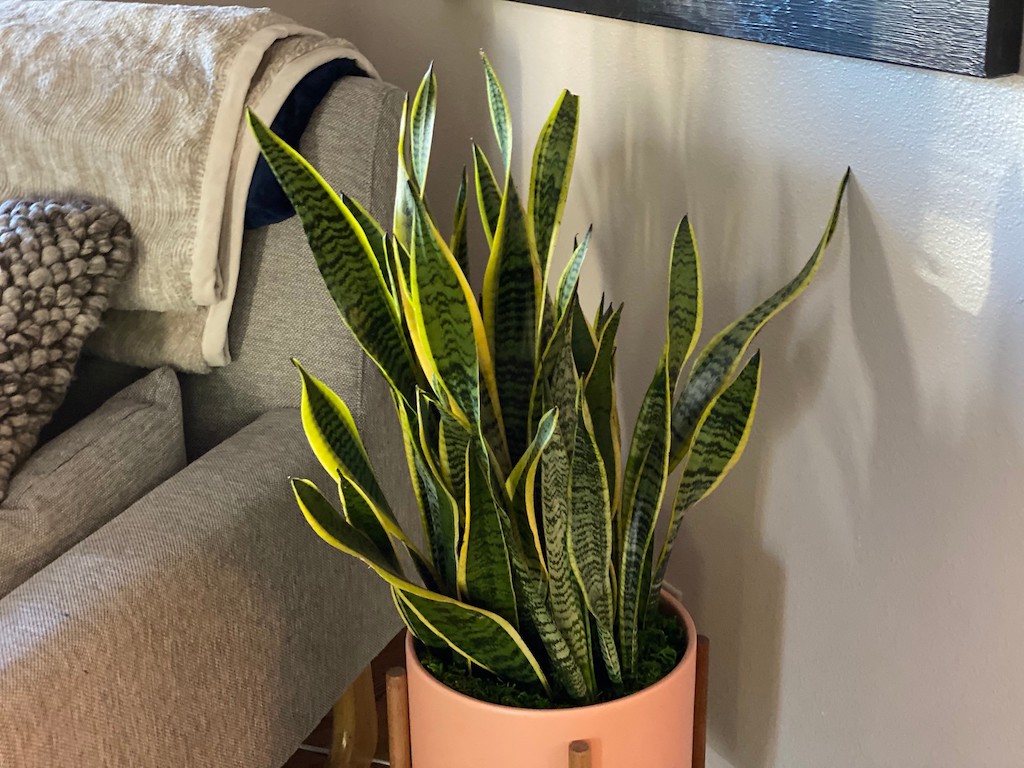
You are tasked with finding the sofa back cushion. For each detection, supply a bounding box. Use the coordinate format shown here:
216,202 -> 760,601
0,366 -> 185,597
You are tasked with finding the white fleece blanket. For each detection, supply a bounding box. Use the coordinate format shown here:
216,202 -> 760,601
0,1 -> 373,369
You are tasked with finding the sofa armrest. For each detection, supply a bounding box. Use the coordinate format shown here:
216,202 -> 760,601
0,409 -> 399,768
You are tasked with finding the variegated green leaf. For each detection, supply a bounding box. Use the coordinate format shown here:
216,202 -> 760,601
458,447 -> 518,623
409,63 -> 437,191
530,90 -> 580,279
669,170 -> 849,467
540,424 -> 595,698
438,407 -> 471,508
295,476 -> 547,689
396,396 -> 459,592
248,112 -> 418,404
556,227 -> 591,319
450,167 -> 470,278
481,51 -> 512,174
473,143 -> 502,248
584,307 -> 622,515
392,586 -> 446,648
667,216 -> 703,385
409,189 -> 482,425
483,176 -> 540,461
618,358 -> 671,673
341,193 -> 391,295
293,360 -> 391,519
338,472 -> 401,574
570,294 -> 597,378
568,392 -> 621,684
652,353 -> 761,603
506,407 -> 557,497
393,96 -> 417,250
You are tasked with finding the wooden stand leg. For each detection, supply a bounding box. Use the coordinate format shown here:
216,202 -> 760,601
329,665 -> 378,768
386,667 -> 412,768
568,740 -> 592,768
692,635 -> 710,768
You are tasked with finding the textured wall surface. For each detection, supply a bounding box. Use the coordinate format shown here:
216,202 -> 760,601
158,0 -> 1024,764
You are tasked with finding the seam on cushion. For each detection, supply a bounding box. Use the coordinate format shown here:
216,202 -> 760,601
3,401 -> 157,505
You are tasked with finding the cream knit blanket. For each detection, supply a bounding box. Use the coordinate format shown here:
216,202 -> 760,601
0,2 -> 373,370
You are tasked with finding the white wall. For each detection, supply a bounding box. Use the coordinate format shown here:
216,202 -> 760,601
252,2 -> 1024,765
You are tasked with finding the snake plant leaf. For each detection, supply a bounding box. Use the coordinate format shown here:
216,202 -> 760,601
669,170 -> 849,468
473,143 -> 502,248
293,360 -> 392,517
483,175 -> 541,461
506,407 -> 557,498
338,472 -> 401,574
556,227 -> 591,319
584,307 -> 623,515
395,588 -> 549,691
480,51 -> 512,175
458,447 -> 518,624
438,407 -> 471,508
667,216 -> 703,385
392,586 -> 446,648
570,295 -> 597,378
393,95 -> 417,250
618,358 -> 672,672
340,193 -> 391,296
568,392 -> 621,684
652,352 -> 762,603
410,62 -> 437,191
530,90 -> 580,280
450,167 -> 470,278
248,113 -> 419,405
409,188 -> 483,426
295,477 -> 547,689
540,421 -> 595,697
396,396 -> 459,592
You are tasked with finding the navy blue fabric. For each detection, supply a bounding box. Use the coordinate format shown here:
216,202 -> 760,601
245,58 -> 367,230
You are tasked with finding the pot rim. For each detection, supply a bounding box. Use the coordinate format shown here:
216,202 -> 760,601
404,588 -> 697,717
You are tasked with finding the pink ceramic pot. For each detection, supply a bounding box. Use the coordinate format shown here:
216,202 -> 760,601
405,591 -> 697,768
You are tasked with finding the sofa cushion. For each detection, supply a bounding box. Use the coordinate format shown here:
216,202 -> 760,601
0,199 -> 135,499
0,366 -> 184,597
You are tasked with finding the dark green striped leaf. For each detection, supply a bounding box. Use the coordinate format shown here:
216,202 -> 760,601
248,112 -> 418,404
459,447 -> 518,624
530,90 -> 580,279
618,359 -> 671,673
556,227 -> 591,319
481,51 -> 512,174
438,407 -> 471,509
669,170 -> 849,467
295,477 -> 547,691
338,472 -> 401,574
409,189 -> 481,425
396,396 -> 459,593
506,407 -> 557,498
410,63 -> 437,191
473,144 -> 502,247
667,216 -> 702,385
341,193 -> 391,298
483,176 -> 540,461
653,353 -> 761,602
584,307 -> 622,515
568,393 -> 621,684
540,421 -> 595,698
393,96 -> 416,250
570,295 -> 597,378
450,167 -> 470,278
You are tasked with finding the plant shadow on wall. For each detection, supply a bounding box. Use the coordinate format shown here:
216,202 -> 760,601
245,55 -> 846,760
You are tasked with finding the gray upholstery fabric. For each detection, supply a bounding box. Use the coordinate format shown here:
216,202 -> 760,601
0,367 -> 184,598
181,76 -> 404,458
0,199 -> 134,499
0,409 -> 400,768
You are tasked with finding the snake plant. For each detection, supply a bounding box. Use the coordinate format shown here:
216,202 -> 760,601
248,56 -> 848,705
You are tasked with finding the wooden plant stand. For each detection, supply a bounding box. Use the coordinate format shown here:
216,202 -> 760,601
383,635 -> 710,768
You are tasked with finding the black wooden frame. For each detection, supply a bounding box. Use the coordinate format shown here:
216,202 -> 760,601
508,0 -> 1024,78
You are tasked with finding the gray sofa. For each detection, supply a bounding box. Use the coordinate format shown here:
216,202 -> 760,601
0,75 -> 411,767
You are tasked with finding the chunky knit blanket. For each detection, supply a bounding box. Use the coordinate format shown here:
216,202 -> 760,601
0,199 -> 134,500
0,1 -> 373,371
